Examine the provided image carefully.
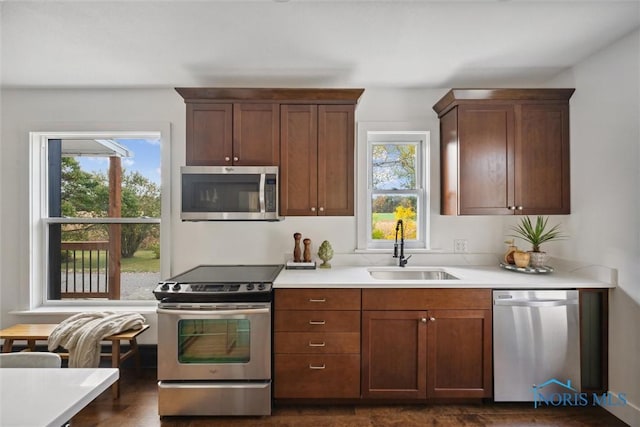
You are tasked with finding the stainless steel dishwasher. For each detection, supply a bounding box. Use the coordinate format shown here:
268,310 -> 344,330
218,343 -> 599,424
493,290 -> 581,401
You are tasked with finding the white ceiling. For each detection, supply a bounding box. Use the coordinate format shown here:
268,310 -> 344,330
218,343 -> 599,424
1,0 -> 639,89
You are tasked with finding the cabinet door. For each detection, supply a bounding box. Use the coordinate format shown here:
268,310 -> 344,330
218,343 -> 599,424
233,103 -> 280,166
186,103 -> 233,166
361,310 -> 427,399
457,105 -> 515,215
515,103 -> 570,214
426,309 -> 492,398
280,104 -> 318,216
318,105 -> 355,216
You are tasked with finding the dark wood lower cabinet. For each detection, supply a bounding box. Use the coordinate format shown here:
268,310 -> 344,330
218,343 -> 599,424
361,310 -> 427,399
360,289 -> 493,401
427,309 -> 492,398
274,287 -> 605,405
361,308 -> 492,400
274,354 -> 360,399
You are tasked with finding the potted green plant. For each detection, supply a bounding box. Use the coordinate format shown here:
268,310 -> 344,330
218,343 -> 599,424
509,216 -> 566,267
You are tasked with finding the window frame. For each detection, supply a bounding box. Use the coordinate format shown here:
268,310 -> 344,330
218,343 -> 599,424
356,123 -> 430,251
29,129 -> 170,308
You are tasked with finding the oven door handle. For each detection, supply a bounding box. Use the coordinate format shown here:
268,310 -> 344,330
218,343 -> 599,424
157,307 -> 270,316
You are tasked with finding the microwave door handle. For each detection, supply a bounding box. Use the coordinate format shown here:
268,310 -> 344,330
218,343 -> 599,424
259,173 -> 266,213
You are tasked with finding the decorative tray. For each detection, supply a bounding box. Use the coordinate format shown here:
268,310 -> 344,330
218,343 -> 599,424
499,263 -> 554,274
285,261 -> 316,270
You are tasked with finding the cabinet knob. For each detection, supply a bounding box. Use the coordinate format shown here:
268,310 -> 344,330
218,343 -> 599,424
420,318 -> 427,323
517,206 -> 523,210
430,317 -> 436,322
224,156 -> 230,162
508,206 -> 516,210
319,207 -> 324,212
311,207 -> 316,212
233,156 -> 239,162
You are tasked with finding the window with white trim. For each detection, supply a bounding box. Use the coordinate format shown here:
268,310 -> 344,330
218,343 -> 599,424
30,131 -> 165,305
358,129 -> 430,250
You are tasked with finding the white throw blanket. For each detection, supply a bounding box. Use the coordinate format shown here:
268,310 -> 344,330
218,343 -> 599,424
48,311 -> 146,368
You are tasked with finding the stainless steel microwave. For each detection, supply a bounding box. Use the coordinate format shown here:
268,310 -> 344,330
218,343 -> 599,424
181,166 -> 279,221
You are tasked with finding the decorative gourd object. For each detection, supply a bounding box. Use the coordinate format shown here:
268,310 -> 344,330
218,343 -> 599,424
317,240 -> 334,269
513,251 -> 531,268
503,240 -> 518,265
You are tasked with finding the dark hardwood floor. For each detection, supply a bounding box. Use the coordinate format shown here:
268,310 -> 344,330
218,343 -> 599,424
72,368 -> 629,427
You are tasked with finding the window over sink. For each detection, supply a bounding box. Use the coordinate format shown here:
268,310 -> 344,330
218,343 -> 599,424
29,129 -> 169,307
356,124 -> 430,251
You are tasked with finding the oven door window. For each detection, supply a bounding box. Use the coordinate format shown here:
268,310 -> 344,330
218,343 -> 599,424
178,319 -> 250,363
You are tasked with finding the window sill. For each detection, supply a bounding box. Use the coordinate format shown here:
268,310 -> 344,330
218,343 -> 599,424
10,303 -> 157,315
354,248 -> 447,254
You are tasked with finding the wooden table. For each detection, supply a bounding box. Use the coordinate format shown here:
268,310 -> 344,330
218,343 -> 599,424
0,323 -> 149,398
0,368 -> 119,427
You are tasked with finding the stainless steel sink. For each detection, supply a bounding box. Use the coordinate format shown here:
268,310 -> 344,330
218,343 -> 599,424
368,269 -> 459,280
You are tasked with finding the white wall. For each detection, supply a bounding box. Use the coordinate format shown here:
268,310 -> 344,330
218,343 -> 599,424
548,29 -> 640,425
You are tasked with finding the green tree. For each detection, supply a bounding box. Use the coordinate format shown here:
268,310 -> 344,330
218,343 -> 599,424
61,157 -> 108,216
61,158 -> 160,258
120,171 -> 161,258
371,144 -> 416,189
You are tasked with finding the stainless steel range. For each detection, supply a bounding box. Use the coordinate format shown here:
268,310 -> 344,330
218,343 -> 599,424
154,264 -> 283,417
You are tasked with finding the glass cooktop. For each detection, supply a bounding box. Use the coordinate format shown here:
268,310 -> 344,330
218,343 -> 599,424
167,264 -> 284,285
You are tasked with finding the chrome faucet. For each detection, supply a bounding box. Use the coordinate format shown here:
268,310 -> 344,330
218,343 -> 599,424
393,219 -> 411,267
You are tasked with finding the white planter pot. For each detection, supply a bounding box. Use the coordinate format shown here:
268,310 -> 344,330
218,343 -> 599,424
528,251 -> 548,268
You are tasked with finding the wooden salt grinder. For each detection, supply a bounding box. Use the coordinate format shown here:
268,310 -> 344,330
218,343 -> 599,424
293,233 -> 302,262
303,238 -> 312,263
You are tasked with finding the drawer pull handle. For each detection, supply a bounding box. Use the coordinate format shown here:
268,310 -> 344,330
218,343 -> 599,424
309,320 -> 326,325
309,364 -> 326,370
309,298 -> 326,303
308,341 -> 326,347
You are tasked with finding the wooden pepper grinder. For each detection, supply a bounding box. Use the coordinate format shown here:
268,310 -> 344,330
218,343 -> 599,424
303,238 -> 312,263
293,233 -> 302,262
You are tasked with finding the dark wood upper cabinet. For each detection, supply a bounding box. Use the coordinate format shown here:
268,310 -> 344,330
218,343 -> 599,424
434,88 -> 574,215
176,88 -> 363,215
232,103 -> 280,166
185,103 -> 233,166
182,100 -> 278,166
280,103 -> 358,217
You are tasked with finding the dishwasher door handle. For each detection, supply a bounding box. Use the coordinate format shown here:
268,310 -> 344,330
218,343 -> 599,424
494,299 -> 578,307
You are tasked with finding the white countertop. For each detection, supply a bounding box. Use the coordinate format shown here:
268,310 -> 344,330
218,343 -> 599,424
273,264 -> 615,289
0,368 -> 119,427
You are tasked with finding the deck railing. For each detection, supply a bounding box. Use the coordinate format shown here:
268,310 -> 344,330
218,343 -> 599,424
61,241 -> 116,299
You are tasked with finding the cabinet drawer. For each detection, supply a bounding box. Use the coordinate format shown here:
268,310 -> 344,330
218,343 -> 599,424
275,289 -> 361,310
274,310 -> 360,332
362,288 -> 491,310
274,354 -> 360,398
275,332 -> 360,354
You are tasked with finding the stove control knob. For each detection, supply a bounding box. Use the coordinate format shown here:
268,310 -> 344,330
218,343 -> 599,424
257,283 -> 266,291
160,282 -> 170,291
246,283 -> 255,291
172,283 -> 181,291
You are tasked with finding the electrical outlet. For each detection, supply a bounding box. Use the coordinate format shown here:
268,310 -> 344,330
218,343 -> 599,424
454,239 -> 468,253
